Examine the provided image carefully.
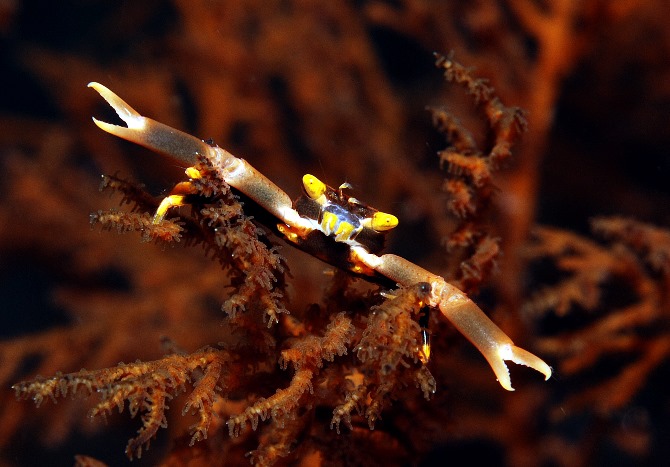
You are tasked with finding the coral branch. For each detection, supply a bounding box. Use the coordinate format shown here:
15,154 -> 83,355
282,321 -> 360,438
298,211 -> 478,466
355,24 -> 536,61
524,218 -> 670,414
227,369 -> 314,437
14,349 -> 229,459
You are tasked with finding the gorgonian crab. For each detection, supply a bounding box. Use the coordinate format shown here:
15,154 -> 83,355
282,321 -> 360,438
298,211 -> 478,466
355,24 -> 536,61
87,81 -> 551,392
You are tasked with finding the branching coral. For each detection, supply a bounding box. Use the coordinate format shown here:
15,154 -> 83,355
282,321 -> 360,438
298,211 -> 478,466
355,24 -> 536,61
525,218 -> 670,415
10,53 -> 538,465
15,348 -> 230,459
430,53 -> 527,292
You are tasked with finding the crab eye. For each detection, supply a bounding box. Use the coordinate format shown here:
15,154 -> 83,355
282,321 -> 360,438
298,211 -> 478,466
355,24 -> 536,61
302,174 -> 327,200
371,212 -> 398,231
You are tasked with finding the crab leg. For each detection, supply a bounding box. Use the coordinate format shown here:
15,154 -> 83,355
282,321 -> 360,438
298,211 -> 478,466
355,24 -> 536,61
88,82 -> 310,231
351,247 -> 552,391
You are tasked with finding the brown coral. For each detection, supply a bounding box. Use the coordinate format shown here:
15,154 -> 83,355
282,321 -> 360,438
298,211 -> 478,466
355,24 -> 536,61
1,1 -> 670,466
525,218 -> 670,415
8,50 -> 528,464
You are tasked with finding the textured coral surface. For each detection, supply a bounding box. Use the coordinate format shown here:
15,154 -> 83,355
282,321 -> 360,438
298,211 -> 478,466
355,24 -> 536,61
1,1 -> 670,466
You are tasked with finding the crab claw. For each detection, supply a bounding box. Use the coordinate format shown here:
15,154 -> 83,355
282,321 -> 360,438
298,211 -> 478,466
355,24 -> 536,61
435,282 -> 551,391
495,343 -> 553,391
352,251 -> 552,391
88,82 -> 211,166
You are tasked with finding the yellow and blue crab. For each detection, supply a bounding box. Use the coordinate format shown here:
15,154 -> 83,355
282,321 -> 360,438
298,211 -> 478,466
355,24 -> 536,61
88,82 -> 551,391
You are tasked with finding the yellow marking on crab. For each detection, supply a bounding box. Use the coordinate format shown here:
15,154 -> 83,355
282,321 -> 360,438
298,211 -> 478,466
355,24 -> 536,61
276,224 -> 299,243
334,221 -> 356,242
321,211 -> 338,235
419,330 -> 431,364
153,194 -> 186,224
361,211 -> 399,232
302,174 -> 327,201
371,212 -> 398,231
350,262 -> 375,276
185,167 -> 202,179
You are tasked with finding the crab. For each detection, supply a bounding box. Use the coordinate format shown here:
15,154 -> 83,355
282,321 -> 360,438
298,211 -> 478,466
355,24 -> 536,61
88,82 -> 551,391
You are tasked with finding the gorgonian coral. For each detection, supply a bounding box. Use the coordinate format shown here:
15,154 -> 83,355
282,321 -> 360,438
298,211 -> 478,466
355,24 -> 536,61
13,56 -> 541,465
